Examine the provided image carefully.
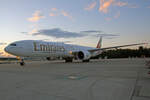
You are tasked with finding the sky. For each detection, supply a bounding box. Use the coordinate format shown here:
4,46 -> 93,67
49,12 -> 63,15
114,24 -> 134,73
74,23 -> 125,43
0,0 -> 150,57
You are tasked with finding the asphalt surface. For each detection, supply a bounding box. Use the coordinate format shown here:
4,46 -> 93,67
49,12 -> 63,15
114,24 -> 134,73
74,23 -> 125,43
0,59 -> 150,100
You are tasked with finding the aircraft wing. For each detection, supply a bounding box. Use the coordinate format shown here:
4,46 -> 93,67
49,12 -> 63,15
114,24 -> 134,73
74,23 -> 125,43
88,43 -> 147,52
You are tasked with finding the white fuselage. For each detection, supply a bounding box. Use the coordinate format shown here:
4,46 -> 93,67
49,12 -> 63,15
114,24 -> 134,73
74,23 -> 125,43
4,40 -> 96,59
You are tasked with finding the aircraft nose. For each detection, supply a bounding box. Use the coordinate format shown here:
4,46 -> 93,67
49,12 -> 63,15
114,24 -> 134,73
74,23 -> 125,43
4,46 -> 9,53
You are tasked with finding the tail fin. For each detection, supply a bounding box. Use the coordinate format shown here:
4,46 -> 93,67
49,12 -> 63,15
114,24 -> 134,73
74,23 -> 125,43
96,36 -> 102,48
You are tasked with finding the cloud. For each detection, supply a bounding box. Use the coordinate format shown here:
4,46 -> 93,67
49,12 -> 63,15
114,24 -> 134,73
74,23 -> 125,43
42,39 -> 73,43
0,47 -> 14,57
0,43 -> 7,45
0,51 -> 13,57
84,1 -> 97,11
81,30 -> 119,37
63,41 -> 73,43
84,0 -> 138,17
99,0 -> 114,13
49,8 -> 59,16
148,6 -> 150,8
21,32 -> 28,34
27,10 -> 45,22
94,33 -> 119,37
81,30 -> 103,33
105,17 -> 112,21
30,28 -> 118,39
113,1 -> 128,7
51,8 -> 57,11
29,28 -> 38,34
49,13 -> 58,16
32,28 -> 85,38
49,8 -> 73,19
114,11 -> 120,18
128,4 -> 138,8
98,0 -> 130,14
105,36 -> 118,39
104,11 -> 120,21
61,11 -> 73,19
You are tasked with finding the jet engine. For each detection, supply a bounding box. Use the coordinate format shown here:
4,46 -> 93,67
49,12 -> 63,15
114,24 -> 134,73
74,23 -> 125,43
77,51 -> 91,60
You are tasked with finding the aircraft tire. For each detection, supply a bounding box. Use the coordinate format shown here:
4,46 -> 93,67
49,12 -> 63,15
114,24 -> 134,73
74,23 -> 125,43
65,59 -> 73,63
82,59 -> 90,62
20,62 -> 25,66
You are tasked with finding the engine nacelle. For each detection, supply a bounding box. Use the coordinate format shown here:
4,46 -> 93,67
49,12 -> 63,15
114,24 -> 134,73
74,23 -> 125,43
77,51 -> 91,60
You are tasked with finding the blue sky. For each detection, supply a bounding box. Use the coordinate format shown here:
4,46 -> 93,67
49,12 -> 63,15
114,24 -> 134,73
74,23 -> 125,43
0,0 -> 150,56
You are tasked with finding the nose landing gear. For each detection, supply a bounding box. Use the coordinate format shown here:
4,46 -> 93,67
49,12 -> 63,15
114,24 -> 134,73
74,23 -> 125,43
17,57 -> 25,66
20,59 -> 25,66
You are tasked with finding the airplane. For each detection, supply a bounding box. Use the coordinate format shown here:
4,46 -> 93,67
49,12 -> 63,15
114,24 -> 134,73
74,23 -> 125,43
4,37 -> 146,66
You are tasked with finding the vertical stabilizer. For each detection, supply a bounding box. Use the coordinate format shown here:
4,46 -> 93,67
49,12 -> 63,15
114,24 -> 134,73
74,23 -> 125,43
96,36 -> 102,48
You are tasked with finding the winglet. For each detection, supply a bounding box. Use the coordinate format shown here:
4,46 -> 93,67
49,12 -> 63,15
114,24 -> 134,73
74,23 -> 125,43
96,36 -> 102,48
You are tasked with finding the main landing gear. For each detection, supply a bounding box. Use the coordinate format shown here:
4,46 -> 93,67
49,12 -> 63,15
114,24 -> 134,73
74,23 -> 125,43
65,58 -> 73,62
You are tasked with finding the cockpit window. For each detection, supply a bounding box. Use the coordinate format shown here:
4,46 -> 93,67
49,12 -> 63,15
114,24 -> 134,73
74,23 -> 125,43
10,43 -> 17,46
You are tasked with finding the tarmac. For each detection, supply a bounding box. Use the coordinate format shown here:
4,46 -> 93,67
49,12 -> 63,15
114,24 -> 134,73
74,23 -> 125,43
0,58 -> 150,100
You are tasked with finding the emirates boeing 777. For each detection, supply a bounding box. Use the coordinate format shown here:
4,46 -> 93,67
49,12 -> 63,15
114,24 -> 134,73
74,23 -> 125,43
4,37 -> 146,65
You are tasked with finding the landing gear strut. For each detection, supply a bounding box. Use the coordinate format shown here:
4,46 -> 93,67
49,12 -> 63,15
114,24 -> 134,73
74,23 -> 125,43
65,58 -> 73,63
18,58 -> 25,66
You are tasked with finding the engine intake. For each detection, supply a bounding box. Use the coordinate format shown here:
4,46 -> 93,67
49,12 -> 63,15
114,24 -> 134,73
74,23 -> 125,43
77,51 -> 91,60
78,51 -> 84,59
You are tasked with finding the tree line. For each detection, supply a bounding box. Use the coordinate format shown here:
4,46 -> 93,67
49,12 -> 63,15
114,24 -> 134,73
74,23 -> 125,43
94,46 -> 150,59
